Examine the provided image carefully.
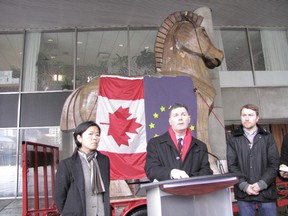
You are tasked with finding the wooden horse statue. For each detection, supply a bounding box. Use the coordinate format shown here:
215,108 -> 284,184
154,10 -> 224,157
153,10 -> 224,172
60,9 -> 224,172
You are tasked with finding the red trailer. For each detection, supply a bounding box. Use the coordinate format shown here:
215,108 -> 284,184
22,141 -> 59,216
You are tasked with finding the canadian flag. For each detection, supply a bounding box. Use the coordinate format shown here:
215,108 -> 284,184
96,75 -> 197,180
96,75 -> 147,179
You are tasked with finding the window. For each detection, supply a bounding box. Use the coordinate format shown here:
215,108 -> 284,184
220,29 -> 252,71
0,129 -> 17,197
0,33 -> 23,92
128,28 -> 157,76
20,92 -> 70,127
249,30 -> 265,71
76,28 -> 158,87
0,94 -> 18,127
23,31 -> 74,91
76,29 -> 128,87
260,29 -> 288,71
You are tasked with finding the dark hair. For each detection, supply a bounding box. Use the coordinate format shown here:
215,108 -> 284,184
73,121 -> 101,148
169,103 -> 189,117
240,104 -> 259,116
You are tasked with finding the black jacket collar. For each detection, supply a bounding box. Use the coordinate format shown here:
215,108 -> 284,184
232,124 -> 269,137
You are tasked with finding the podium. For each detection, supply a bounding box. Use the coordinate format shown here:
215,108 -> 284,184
138,173 -> 239,216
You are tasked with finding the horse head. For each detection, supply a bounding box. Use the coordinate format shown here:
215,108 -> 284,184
155,11 -> 224,76
174,17 -> 223,69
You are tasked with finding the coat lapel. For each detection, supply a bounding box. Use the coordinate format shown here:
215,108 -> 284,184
162,132 -> 178,151
70,153 -> 86,210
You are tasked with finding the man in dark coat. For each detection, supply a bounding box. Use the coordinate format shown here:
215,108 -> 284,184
279,134 -> 288,179
144,103 -> 213,181
227,104 -> 279,216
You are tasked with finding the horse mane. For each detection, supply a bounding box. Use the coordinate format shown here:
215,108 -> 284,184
155,11 -> 204,72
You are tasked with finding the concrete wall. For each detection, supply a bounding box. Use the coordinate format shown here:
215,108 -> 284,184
221,87 -> 288,124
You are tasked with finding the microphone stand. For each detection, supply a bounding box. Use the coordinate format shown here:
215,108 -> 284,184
195,149 -> 226,174
206,151 -> 225,174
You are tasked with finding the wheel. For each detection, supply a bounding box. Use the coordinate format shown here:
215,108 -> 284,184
128,207 -> 147,216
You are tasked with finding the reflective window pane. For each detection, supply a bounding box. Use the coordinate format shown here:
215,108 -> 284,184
129,29 -> 157,76
76,30 -> 128,87
23,32 -> 74,91
0,33 -> 23,92
221,29 -> 252,71
249,30 -> 265,71
259,29 -> 288,71
20,128 -> 62,148
0,129 -> 17,197
0,94 -> 18,127
20,92 -> 70,127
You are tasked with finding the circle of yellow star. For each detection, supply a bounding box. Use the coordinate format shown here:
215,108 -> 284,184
160,106 -> 165,112
190,125 -> 195,131
149,123 -> 155,129
153,113 -> 159,119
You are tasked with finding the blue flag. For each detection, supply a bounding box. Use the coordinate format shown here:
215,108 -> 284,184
144,76 -> 197,142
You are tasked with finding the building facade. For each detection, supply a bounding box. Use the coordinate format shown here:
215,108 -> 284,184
0,5 -> 288,199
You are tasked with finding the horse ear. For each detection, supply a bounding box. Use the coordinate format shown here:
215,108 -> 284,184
184,11 -> 204,27
193,7 -> 213,34
195,15 -> 204,26
193,7 -> 211,24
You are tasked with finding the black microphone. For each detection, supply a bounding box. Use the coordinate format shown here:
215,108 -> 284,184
195,149 -> 225,174
207,151 -> 225,175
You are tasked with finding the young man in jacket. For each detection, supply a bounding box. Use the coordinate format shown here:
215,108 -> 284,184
144,103 -> 213,181
227,104 -> 279,216
279,134 -> 288,179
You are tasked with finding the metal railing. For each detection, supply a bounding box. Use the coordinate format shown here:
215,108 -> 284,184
22,141 -> 59,216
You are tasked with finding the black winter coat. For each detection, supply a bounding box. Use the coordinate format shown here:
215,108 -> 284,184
227,125 -> 279,202
144,131 -> 213,181
54,150 -> 111,216
280,134 -> 288,165
279,134 -> 288,181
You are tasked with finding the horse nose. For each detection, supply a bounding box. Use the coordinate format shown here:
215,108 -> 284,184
204,58 -> 221,69
215,58 -> 222,66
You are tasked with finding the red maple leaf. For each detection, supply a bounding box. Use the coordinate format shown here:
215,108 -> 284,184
108,106 -> 142,147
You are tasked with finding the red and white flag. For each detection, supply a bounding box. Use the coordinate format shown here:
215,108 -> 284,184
96,74 -> 197,180
96,75 -> 147,180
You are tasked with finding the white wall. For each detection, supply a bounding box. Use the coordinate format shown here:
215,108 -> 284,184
220,70 -> 288,87
221,86 -> 288,124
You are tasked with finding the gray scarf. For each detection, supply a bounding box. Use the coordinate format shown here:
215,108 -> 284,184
80,150 -> 105,194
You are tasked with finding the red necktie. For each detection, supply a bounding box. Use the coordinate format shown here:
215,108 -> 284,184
178,138 -> 183,155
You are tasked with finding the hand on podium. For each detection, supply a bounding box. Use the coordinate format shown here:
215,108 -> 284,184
170,169 -> 189,179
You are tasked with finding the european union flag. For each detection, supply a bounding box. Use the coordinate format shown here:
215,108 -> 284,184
144,76 -> 197,142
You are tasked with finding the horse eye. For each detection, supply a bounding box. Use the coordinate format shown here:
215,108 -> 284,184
202,28 -> 208,36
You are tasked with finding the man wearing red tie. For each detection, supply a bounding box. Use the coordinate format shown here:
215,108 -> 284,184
144,103 -> 213,181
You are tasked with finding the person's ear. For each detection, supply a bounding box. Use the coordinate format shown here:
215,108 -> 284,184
256,115 -> 260,122
77,134 -> 82,143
